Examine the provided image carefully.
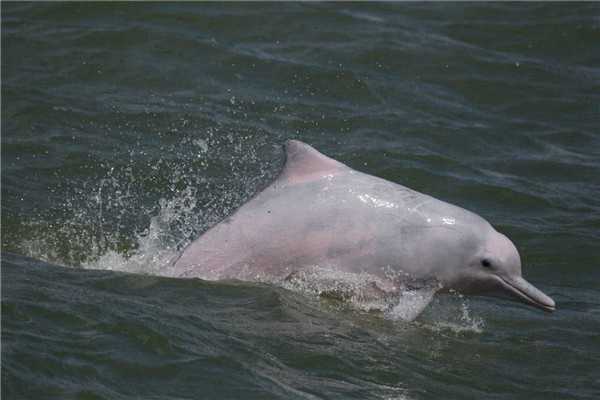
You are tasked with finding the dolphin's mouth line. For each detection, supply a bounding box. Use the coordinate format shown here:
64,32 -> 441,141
495,275 -> 555,312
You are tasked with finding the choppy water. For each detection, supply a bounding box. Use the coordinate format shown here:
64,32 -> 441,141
2,3 -> 600,399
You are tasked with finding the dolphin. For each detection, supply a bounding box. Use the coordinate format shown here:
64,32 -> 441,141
171,140 -> 555,313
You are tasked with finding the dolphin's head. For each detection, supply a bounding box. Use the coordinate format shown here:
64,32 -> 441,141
442,225 -> 556,312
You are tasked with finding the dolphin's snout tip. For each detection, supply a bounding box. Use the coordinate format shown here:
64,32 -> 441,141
497,275 -> 556,313
529,284 -> 556,313
536,296 -> 555,313
536,295 -> 556,313
530,284 -> 556,312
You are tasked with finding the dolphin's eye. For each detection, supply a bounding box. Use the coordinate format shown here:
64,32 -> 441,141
481,259 -> 492,268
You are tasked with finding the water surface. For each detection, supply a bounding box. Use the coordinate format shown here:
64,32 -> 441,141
2,3 -> 599,399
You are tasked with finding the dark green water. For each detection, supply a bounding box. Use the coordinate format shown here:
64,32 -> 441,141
2,3 -> 599,399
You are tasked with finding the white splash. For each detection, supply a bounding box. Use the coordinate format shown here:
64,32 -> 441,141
418,291 -> 485,334
281,266 -> 439,322
81,190 -> 196,276
18,123 -> 274,277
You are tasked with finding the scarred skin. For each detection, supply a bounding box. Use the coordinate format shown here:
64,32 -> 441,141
171,140 -> 555,312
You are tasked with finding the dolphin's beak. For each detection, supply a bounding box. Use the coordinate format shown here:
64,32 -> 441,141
494,275 -> 556,312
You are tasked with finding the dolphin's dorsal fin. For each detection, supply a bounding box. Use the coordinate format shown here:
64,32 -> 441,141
278,140 -> 348,184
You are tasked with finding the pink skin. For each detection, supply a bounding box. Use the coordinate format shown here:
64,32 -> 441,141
171,140 -> 555,312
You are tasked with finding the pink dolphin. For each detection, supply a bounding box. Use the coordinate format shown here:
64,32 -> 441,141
171,140 -> 555,312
